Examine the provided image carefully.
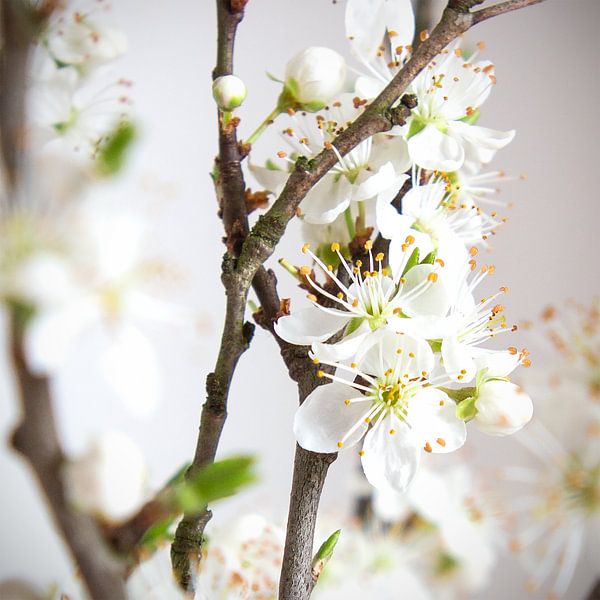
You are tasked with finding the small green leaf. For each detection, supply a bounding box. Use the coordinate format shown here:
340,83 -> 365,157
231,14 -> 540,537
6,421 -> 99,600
140,517 -> 175,551
96,121 -> 136,176
169,456 -> 257,514
402,247 -> 420,276
312,529 -> 341,580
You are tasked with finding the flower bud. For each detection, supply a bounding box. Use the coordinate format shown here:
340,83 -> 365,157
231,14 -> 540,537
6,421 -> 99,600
212,75 -> 247,111
64,431 -> 147,521
282,47 -> 346,111
474,380 -> 533,436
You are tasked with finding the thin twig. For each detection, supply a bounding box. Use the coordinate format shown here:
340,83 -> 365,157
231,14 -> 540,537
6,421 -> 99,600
472,0 -> 546,23
170,0 -> 252,588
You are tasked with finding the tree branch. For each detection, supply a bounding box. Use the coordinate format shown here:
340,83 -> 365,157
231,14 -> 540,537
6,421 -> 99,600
10,322 -> 127,600
472,0 -> 546,23
170,0 -> 252,588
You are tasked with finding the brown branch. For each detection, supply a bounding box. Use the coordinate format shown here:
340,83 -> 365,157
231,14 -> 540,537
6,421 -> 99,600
170,0 -> 252,588
587,578 -> 600,600
10,321 -> 127,600
472,0 -> 546,23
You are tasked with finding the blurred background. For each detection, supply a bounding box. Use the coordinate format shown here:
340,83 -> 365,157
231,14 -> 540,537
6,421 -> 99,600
1,0 -> 599,598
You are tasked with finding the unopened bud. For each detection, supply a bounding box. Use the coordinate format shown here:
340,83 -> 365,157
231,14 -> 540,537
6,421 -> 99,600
212,75 -> 247,111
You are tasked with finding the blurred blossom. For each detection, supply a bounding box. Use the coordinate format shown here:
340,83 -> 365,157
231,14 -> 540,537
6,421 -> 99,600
64,430 -> 147,521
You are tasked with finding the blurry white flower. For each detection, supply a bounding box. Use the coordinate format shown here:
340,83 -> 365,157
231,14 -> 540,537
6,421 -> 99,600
283,47 -> 346,111
475,379 -> 533,436
29,54 -> 132,157
212,75 -> 246,111
44,3 -> 127,70
295,330 -> 466,492
64,430 -> 147,522
128,547 -> 190,599
196,514 -> 284,600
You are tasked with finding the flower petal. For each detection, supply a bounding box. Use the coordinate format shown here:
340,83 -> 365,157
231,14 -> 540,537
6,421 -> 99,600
448,121 -> 515,165
408,124 -> 465,171
408,388 -> 467,453
471,347 -> 520,378
401,264 -> 452,318
442,335 -> 477,382
301,175 -> 352,224
294,383 -> 369,453
353,161 -> 397,202
311,323 -> 371,363
361,414 -> 420,492
274,306 -> 350,345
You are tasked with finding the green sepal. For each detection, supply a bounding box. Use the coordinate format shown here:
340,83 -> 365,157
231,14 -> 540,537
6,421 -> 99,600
460,108 -> 481,125
96,121 -> 136,176
345,317 -> 364,337
401,247 -> 420,276
428,339 -> 442,353
407,118 -> 426,139
317,243 -> 341,270
421,250 -> 436,265
455,395 -> 477,421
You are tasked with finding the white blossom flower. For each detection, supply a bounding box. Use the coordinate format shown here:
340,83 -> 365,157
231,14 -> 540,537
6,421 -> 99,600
212,75 -> 246,111
44,2 -> 127,71
283,47 -> 347,111
275,240 -> 450,362
345,0 -> 415,99
294,329 -> 467,492
29,53 -> 132,157
474,379 -> 533,435
403,43 -> 514,171
251,94 -> 410,225
64,430 -> 147,522
196,514 -> 284,600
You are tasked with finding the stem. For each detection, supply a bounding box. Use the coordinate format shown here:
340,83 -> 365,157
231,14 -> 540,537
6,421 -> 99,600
344,206 -> 356,240
246,105 -> 282,146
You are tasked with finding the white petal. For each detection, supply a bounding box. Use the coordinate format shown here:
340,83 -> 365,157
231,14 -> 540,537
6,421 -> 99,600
248,161 -> 288,194
356,76 -> 386,99
99,326 -> 161,417
274,306 -> 350,345
401,182 -> 446,220
361,414 -> 420,491
345,0 -> 387,66
448,121 -> 515,164
408,388 -> 467,453
301,175 -> 352,224
383,0 -> 415,49
311,324 -> 370,363
376,198 -> 415,240
442,336 -> 477,382
408,124 -> 465,171
388,230 -> 433,280
294,383 -> 369,453
353,162 -> 397,202
401,264 -> 452,318
471,347 -> 520,378
369,135 -> 412,175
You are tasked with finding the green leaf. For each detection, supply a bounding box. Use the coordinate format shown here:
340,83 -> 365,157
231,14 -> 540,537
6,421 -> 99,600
312,529 -> 341,579
170,456 -> 257,514
96,121 -> 136,176
401,247 -> 420,276
139,517 -> 175,551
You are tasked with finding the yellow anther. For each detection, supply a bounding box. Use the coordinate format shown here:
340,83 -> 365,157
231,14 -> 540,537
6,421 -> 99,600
408,352 -> 415,358
350,362 -> 357,368
508,346 -> 518,355
469,247 -> 478,256
424,442 -> 432,453
405,235 -> 415,245
355,260 -> 363,268
307,294 -> 318,302
364,240 -> 373,250
337,441 -> 344,448
327,264 -> 333,272
393,307 -> 402,315
337,292 -> 344,299
317,370 -> 325,378
358,450 -> 365,457
352,298 -> 359,308
396,348 -> 403,354
389,428 -> 396,435
435,258 -> 445,267
375,252 -> 384,262
301,243 -> 310,254
436,438 -> 446,447
312,357 -> 320,364
364,417 -> 371,424
439,400 -> 445,406
299,266 -> 311,275
427,272 -> 438,283
344,399 -> 351,406
331,242 -> 341,252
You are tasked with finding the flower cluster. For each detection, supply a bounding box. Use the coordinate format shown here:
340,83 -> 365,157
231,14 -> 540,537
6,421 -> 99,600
250,0 -> 533,493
